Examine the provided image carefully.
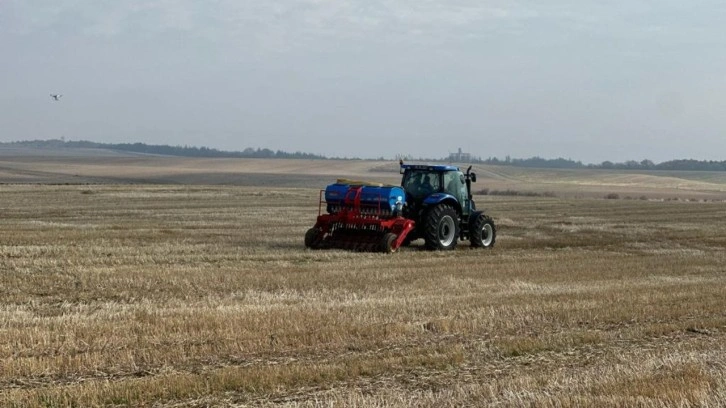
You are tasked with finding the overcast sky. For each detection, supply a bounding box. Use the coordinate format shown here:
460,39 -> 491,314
2,1 -> 725,163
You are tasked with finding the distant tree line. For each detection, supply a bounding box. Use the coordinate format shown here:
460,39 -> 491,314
3,139 -> 725,171
477,156 -> 726,172
481,156 -> 585,169
1,139 -> 327,160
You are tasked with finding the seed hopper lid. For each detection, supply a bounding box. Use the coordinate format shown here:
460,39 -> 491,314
336,178 -> 384,187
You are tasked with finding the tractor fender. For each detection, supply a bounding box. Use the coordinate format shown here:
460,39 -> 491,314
468,210 -> 483,224
423,193 -> 462,214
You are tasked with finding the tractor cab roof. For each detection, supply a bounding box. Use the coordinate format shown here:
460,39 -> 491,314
400,164 -> 460,173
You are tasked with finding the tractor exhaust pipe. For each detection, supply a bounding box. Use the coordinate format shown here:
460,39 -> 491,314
465,165 -> 476,201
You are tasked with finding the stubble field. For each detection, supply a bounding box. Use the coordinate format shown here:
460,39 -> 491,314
1,157 -> 726,406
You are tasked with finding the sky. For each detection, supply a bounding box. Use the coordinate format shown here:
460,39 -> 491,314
2,1 -> 726,163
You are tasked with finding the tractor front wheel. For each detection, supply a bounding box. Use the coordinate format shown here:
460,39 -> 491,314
424,204 -> 460,250
470,213 -> 496,248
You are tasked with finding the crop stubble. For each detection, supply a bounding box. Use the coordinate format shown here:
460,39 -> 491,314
1,184 -> 725,407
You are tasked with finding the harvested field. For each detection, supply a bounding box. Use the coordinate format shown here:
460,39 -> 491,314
1,157 -> 726,406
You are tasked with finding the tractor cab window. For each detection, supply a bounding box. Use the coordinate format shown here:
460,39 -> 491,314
444,171 -> 467,203
403,170 -> 441,199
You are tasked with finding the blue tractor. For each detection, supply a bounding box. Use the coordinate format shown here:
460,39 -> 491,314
305,161 -> 496,252
399,161 -> 496,250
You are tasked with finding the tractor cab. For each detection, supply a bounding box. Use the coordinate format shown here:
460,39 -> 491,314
400,163 -> 475,219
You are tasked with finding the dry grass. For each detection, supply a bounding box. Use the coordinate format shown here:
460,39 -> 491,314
1,175 -> 725,406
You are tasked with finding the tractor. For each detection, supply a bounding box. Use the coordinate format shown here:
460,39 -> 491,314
399,162 -> 496,250
304,161 -> 496,252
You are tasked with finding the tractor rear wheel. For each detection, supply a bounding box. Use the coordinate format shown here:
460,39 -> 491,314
379,232 -> 398,253
304,227 -> 323,249
424,204 -> 459,250
470,214 -> 496,248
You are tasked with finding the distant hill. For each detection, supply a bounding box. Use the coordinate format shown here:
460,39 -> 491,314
2,139 -> 724,172
0,139 -> 327,160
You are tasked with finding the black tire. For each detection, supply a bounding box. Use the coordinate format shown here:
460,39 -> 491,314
304,227 -> 323,249
379,232 -> 398,253
470,213 -> 496,248
424,204 -> 460,250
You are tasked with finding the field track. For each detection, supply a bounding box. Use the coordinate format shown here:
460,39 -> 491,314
1,153 -> 725,406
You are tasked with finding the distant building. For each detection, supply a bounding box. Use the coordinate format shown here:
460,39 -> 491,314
449,148 -> 472,163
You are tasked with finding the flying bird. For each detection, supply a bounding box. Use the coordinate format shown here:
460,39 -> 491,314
50,94 -> 62,101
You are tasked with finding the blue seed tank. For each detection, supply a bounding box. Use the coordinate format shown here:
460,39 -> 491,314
324,181 -> 406,215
